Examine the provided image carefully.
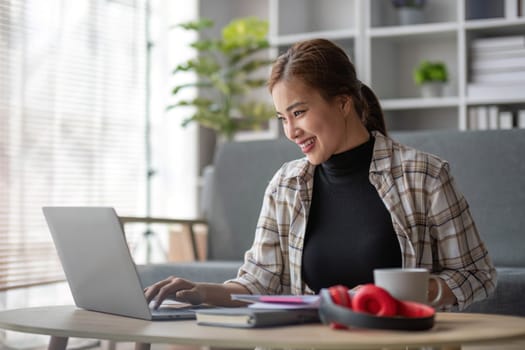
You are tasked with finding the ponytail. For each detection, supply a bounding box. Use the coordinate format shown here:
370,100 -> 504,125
360,83 -> 387,136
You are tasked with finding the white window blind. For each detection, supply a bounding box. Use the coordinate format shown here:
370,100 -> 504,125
0,0 -> 147,291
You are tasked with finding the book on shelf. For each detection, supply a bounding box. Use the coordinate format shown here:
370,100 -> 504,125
506,0 -> 525,17
470,35 -> 525,51
477,107 -> 488,130
518,110 -> 525,129
500,111 -> 514,129
516,0 -> 525,16
468,107 -> 478,130
470,69 -> 525,83
471,55 -> 525,71
468,82 -> 525,99
488,106 -> 500,130
468,106 -> 520,130
470,47 -> 525,60
469,37 -> 525,83
195,307 -> 320,328
506,0 -> 519,18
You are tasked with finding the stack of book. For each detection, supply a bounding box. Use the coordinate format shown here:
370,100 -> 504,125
195,295 -> 320,328
468,106 -> 525,130
467,35 -> 525,99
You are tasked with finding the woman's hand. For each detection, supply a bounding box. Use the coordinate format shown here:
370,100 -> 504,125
144,277 -> 252,308
428,277 -> 457,307
144,276 -> 204,309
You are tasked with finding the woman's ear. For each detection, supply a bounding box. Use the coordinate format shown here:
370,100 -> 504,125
339,95 -> 353,115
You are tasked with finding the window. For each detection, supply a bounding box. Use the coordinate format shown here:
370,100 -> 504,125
0,0 -> 147,293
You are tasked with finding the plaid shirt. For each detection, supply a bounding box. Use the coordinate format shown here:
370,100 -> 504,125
228,131 -> 497,310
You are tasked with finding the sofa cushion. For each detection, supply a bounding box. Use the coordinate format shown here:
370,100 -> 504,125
203,138 -> 301,260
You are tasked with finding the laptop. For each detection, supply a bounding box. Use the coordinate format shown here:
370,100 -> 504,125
43,206 -> 205,320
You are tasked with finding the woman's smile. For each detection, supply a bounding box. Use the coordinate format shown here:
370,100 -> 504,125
297,137 -> 316,153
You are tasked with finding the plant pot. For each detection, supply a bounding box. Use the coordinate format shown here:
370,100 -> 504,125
397,8 -> 424,25
420,82 -> 444,98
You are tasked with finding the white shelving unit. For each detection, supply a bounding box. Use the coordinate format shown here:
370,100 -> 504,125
198,0 -> 525,133
266,0 -> 525,132
364,0 -> 462,130
268,0 -> 363,82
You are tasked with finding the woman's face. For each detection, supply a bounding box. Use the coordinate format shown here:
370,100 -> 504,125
272,78 -> 352,165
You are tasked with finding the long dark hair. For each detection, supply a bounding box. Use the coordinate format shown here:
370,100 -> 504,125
268,38 -> 387,135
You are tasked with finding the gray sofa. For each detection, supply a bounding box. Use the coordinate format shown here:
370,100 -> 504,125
138,129 -> 525,316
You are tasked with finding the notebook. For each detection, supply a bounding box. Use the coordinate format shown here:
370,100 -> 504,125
43,206 -> 206,320
195,307 -> 320,328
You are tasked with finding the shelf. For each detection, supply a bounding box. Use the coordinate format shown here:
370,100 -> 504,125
381,97 -> 460,111
270,29 -> 357,46
465,17 -> 525,30
466,96 -> 525,107
263,0 -> 525,132
274,0 -> 357,37
368,22 -> 458,39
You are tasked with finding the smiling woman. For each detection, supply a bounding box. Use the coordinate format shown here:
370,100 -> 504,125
143,38 -> 496,314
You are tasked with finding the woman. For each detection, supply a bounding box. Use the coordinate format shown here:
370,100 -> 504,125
145,38 -> 496,311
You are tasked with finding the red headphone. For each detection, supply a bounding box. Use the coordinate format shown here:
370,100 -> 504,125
319,284 -> 435,331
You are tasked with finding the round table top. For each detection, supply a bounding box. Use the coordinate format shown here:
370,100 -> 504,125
1,305 -> 525,349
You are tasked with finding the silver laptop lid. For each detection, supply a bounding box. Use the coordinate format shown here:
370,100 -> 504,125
43,207 -> 153,320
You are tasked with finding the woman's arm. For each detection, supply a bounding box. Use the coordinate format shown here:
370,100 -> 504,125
428,163 -> 497,310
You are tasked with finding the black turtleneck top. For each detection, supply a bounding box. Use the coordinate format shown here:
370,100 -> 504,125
301,136 -> 402,293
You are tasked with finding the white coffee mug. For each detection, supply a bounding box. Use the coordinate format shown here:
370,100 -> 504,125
373,268 -> 443,306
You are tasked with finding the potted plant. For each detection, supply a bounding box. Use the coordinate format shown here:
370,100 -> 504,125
391,0 -> 426,25
167,17 -> 275,141
413,60 -> 448,98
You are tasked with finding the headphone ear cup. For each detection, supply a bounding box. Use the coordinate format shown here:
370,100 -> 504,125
328,285 -> 352,307
327,285 -> 352,329
397,300 -> 435,318
351,284 -> 398,317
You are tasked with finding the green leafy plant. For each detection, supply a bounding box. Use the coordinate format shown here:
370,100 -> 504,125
167,17 -> 275,141
413,60 -> 448,85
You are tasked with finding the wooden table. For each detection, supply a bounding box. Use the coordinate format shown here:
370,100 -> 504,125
1,305 -> 525,350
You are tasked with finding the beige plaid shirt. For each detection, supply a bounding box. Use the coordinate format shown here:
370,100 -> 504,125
228,131 -> 496,310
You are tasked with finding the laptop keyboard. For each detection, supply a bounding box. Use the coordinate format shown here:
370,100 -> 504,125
151,307 -> 195,315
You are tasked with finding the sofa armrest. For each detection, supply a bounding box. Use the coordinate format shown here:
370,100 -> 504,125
462,267 -> 525,317
119,216 -> 207,260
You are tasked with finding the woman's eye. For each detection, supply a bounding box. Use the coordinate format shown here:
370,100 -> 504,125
293,110 -> 304,117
